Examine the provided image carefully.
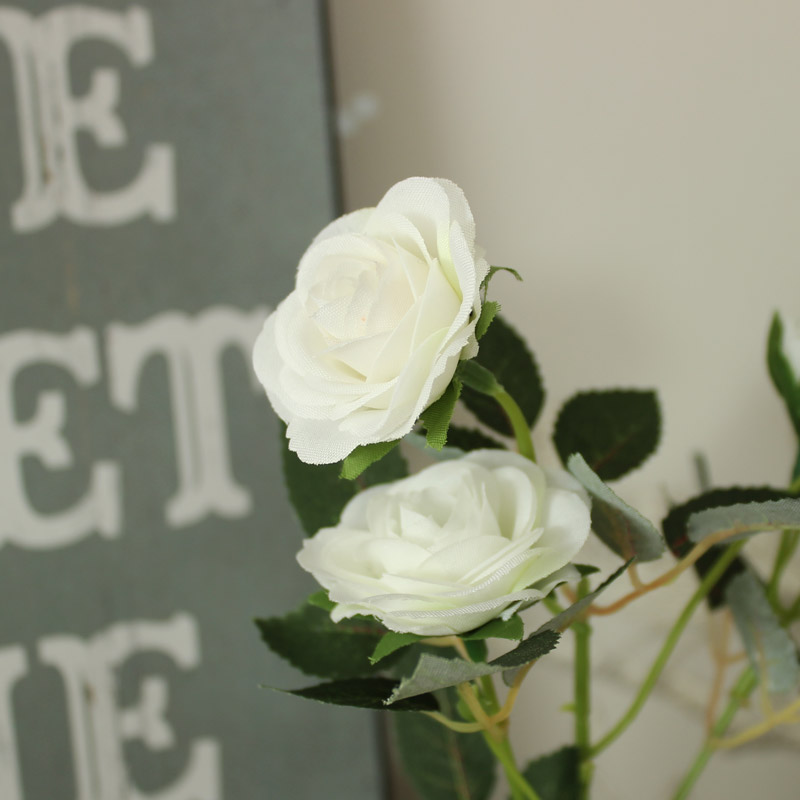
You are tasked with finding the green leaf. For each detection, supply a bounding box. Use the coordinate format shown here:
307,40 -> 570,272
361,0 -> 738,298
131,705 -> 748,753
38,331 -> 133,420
390,629 -> 561,704
370,632 -> 424,665
393,689 -> 496,800
687,497 -> 800,544
281,426 -> 356,535
568,454 -> 665,561
768,312 -> 800,437
420,378 -> 463,450
445,425 -> 505,452
726,571 -> 800,694
488,629 -> 560,669
476,299 -> 500,340
662,487 -> 787,608
388,655 -> 500,704
461,315 -> 545,435
522,746 -> 581,800
554,390 -> 661,480
283,677 -> 438,712
341,439 -> 401,480
255,602 -> 386,679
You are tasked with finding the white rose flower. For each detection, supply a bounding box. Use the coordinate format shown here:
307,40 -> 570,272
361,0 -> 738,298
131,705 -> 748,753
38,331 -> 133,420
296,450 -> 592,636
253,177 -> 489,464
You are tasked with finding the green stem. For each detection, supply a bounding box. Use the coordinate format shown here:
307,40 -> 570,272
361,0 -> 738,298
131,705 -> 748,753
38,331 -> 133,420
573,579 -> 593,799
482,732 -> 542,800
494,388 -> 536,462
590,540 -> 746,757
670,667 -> 758,800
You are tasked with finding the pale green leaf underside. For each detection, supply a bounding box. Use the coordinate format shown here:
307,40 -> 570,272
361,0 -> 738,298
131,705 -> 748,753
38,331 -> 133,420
687,498 -> 800,543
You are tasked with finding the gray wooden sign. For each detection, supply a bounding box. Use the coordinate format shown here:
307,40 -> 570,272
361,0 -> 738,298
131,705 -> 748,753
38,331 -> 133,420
0,2 -> 383,798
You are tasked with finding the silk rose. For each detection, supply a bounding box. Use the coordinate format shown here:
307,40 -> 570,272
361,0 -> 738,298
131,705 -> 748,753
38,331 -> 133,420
252,177 -> 489,464
296,450 -> 592,636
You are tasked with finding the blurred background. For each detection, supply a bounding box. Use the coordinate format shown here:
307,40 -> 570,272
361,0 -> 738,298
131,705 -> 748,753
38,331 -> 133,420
1,1 -> 799,798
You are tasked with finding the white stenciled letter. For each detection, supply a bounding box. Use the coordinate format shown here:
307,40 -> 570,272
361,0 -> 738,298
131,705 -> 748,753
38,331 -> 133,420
0,5 -> 175,232
107,306 -> 267,527
39,614 -> 221,800
0,328 -> 121,550
0,647 -> 27,800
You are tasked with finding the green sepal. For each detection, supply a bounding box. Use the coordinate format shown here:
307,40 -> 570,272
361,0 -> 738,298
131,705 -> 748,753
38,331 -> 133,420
370,632 -> 424,665
476,299 -> 500,340
464,613 -> 525,642
341,439 -> 401,480
361,442 -> 409,485
307,590 -> 335,612
280,677 -> 438,712
568,454 -> 666,561
461,314 -> 545,435
420,378 -> 462,450
726,570 -> 800,694
554,389 -> 661,481
457,359 -> 502,395
255,601 -> 386,680
482,265 -> 523,289
522,746 -> 581,800
393,689 -> 496,800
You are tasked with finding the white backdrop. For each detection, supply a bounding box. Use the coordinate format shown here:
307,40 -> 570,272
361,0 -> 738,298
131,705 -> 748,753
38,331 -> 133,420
328,2 -> 800,798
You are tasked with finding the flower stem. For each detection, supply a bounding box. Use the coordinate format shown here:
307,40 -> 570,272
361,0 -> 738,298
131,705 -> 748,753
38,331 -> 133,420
590,540 -> 746,757
494,388 -> 536,462
573,579 -> 594,799
670,667 -> 758,800
482,732 -> 542,800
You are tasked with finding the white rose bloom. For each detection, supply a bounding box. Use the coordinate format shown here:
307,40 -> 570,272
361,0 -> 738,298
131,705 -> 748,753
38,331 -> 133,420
253,177 -> 489,464
297,450 -> 592,636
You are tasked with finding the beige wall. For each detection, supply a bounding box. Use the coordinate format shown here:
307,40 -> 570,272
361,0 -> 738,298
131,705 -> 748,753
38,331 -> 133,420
328,3 -> 800,797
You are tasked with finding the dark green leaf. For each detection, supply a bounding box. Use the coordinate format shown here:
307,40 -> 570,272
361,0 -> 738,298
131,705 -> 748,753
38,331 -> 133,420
421,378 -> 463,450
341,440 -> 401,480
489,629 -> 560,669
445,425 -> 505,452
281,426 -> 356,535
554,390 -> 660,480
284,678 -> 437,712
464,640 -> 489,662
662,487 -> 787,608
522,746 -> 581,800
568,454 -> 665,561
255,602 -> 385,679
461,315 -> 544,435
476,300 -> 500,340
394,689 -> 496,800
726,570 -> 800,694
